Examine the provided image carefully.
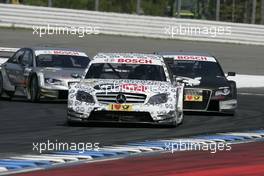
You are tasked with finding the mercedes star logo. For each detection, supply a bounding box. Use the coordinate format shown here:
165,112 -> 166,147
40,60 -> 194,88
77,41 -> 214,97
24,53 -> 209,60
116,93 -> 126,104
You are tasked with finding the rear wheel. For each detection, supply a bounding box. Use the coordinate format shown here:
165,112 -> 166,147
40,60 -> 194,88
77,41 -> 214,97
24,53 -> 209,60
30,75 -> 40,102
0,73 -> 14,100
0,73 -> 4,97
5,91 -> 14,100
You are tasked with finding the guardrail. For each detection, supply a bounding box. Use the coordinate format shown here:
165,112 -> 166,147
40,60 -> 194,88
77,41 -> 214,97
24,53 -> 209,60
0,4 -> 264,45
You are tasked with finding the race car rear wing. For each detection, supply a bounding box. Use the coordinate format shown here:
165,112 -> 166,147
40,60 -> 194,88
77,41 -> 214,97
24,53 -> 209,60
0,47 -> 19,65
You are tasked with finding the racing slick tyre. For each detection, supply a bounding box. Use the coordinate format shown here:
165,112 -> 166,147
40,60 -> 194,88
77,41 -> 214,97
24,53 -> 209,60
227,80 -> 237,116
229,81 -> 237,99
176,111 -> 184,125
30,75 -> 40,102
0,73 -> 4,97
5,91 -> 14,100
67,119 -> 80,127
168,120 -> 177,128
0,73 -> 14,100
167,111 -> 184,128
223,110 -> 236,116
0,73 -> 4,99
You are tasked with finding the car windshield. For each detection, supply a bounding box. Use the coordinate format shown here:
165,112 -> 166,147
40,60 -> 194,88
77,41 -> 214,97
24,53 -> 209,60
85,63 -> 167,81
169,60 -> 225,78
36,54 -> 90,68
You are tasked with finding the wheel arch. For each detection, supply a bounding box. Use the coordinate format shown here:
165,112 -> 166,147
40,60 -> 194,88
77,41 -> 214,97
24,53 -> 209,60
228,80 -> 237,99
0,67 -> 15,91
28,72 -> 43,88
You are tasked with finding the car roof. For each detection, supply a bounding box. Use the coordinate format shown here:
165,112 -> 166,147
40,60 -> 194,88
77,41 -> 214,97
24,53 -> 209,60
28,47 -> 84,52
95,53 -> 162,58
156,51 -> 213,57
20,47 -> 88,57
156,51 -> 218,62
92,53 -> 164,65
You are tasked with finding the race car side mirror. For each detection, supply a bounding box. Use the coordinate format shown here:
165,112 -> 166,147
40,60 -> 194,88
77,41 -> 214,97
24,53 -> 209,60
173,75 -> 183,86
176,77 -> 184,82
173,75 -> 183,82
227,72 -> 236,77
71,73 -> 81,79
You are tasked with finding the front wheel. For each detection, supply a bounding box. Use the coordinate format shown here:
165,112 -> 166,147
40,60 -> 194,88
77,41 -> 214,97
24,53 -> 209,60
29,75 -> 40,102
176,111 -> 184,125
167,111 -> 184,128
224,110 -> 236,116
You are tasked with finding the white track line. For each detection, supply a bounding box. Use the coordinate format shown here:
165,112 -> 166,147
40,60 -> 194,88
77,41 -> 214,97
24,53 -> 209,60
238,92 -> 264,96
0,47 -> 19,52
228,74 -> 264,88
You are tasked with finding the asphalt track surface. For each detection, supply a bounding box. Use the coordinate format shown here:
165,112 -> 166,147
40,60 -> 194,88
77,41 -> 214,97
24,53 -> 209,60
0,28 -> 263,155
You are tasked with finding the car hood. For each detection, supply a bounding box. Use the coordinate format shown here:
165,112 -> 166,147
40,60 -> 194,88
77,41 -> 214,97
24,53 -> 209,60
181,76 -> 229,89
37,67 -> 85,79
78,79 -> 173,94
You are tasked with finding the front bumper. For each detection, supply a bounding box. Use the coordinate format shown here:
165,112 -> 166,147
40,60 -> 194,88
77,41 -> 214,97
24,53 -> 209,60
184,99 -> 237,113
67,103 -> 177,124
183,88 -> 237,113
40,88 -> 68,99
38,77 -> 77,99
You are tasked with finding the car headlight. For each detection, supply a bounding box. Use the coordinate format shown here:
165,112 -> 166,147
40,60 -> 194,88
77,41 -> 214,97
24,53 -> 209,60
45,78 -> 63,86
215,87 -> 230,96
76,91 -> 95,103
147,93 -> 168,105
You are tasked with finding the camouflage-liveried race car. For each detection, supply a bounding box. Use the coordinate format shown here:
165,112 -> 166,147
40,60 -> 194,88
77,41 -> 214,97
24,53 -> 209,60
67,53 -> 184,127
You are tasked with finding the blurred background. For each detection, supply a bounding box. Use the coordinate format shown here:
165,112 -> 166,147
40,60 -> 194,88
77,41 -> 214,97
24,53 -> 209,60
1,0 -> 264,24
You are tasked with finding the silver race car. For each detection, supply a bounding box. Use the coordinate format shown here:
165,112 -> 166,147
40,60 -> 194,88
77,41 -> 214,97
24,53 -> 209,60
67,53 -> 184,127
0,47 -> 90,101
